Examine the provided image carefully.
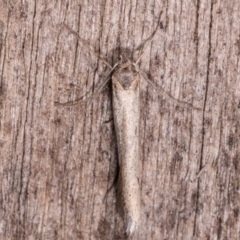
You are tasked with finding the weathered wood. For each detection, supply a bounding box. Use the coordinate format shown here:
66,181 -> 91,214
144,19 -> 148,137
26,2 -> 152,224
0,0 -> 240,239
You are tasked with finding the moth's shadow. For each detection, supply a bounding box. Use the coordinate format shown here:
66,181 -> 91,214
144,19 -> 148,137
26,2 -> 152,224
104,47 -> 136,68
105,35 -> 153,67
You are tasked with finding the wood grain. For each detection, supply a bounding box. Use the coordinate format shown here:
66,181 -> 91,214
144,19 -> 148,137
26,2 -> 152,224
0,0 -> 240,239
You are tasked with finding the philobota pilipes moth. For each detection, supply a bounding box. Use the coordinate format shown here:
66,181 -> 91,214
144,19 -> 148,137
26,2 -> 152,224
112,60 -> 141,235
57,57 -> 142,236
56,17 -> 200,236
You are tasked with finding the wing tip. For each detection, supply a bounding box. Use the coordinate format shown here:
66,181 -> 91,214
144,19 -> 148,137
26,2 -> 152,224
126,219 -> 139,236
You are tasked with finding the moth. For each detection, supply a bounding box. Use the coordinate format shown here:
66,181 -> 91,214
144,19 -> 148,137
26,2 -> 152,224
55,19 -> 199,236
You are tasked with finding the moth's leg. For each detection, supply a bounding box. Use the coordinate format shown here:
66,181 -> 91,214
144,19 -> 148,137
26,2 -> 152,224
140,70 -> 201,110
55,77 -> 111,107
63,23 -> 112,69
55,61 -> 120,107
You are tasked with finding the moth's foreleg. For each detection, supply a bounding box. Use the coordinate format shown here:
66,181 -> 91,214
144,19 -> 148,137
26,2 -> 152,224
55,59 -> 121,107
140,70 -> 201,110
55,75 -> 111,106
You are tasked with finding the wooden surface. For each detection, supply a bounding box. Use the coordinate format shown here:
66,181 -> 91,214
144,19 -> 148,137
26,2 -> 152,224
0,0 -> 240,239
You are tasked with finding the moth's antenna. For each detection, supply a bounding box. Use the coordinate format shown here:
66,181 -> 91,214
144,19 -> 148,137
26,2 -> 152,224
135,11 -> 163,65
63,23 -> 112,69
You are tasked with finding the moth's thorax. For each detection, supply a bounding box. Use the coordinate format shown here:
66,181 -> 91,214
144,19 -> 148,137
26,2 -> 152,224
112,60 -> 139,90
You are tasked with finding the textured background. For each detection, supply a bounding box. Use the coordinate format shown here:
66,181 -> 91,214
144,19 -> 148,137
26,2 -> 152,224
0,0 -> 240,239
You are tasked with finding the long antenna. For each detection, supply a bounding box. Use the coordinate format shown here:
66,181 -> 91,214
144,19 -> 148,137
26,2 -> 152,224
63,23 -> 112,69
135,11 -> 163,65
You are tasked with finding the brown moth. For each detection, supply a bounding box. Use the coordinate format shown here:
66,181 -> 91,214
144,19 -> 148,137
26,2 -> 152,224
56,18 -> 200,236
112,60 -> 141,235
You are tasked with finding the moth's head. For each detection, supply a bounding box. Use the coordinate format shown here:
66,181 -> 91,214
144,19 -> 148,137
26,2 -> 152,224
112,59 -> 139,90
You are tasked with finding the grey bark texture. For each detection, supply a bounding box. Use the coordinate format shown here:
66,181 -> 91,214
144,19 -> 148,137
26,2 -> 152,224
0,0 -> 240,239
